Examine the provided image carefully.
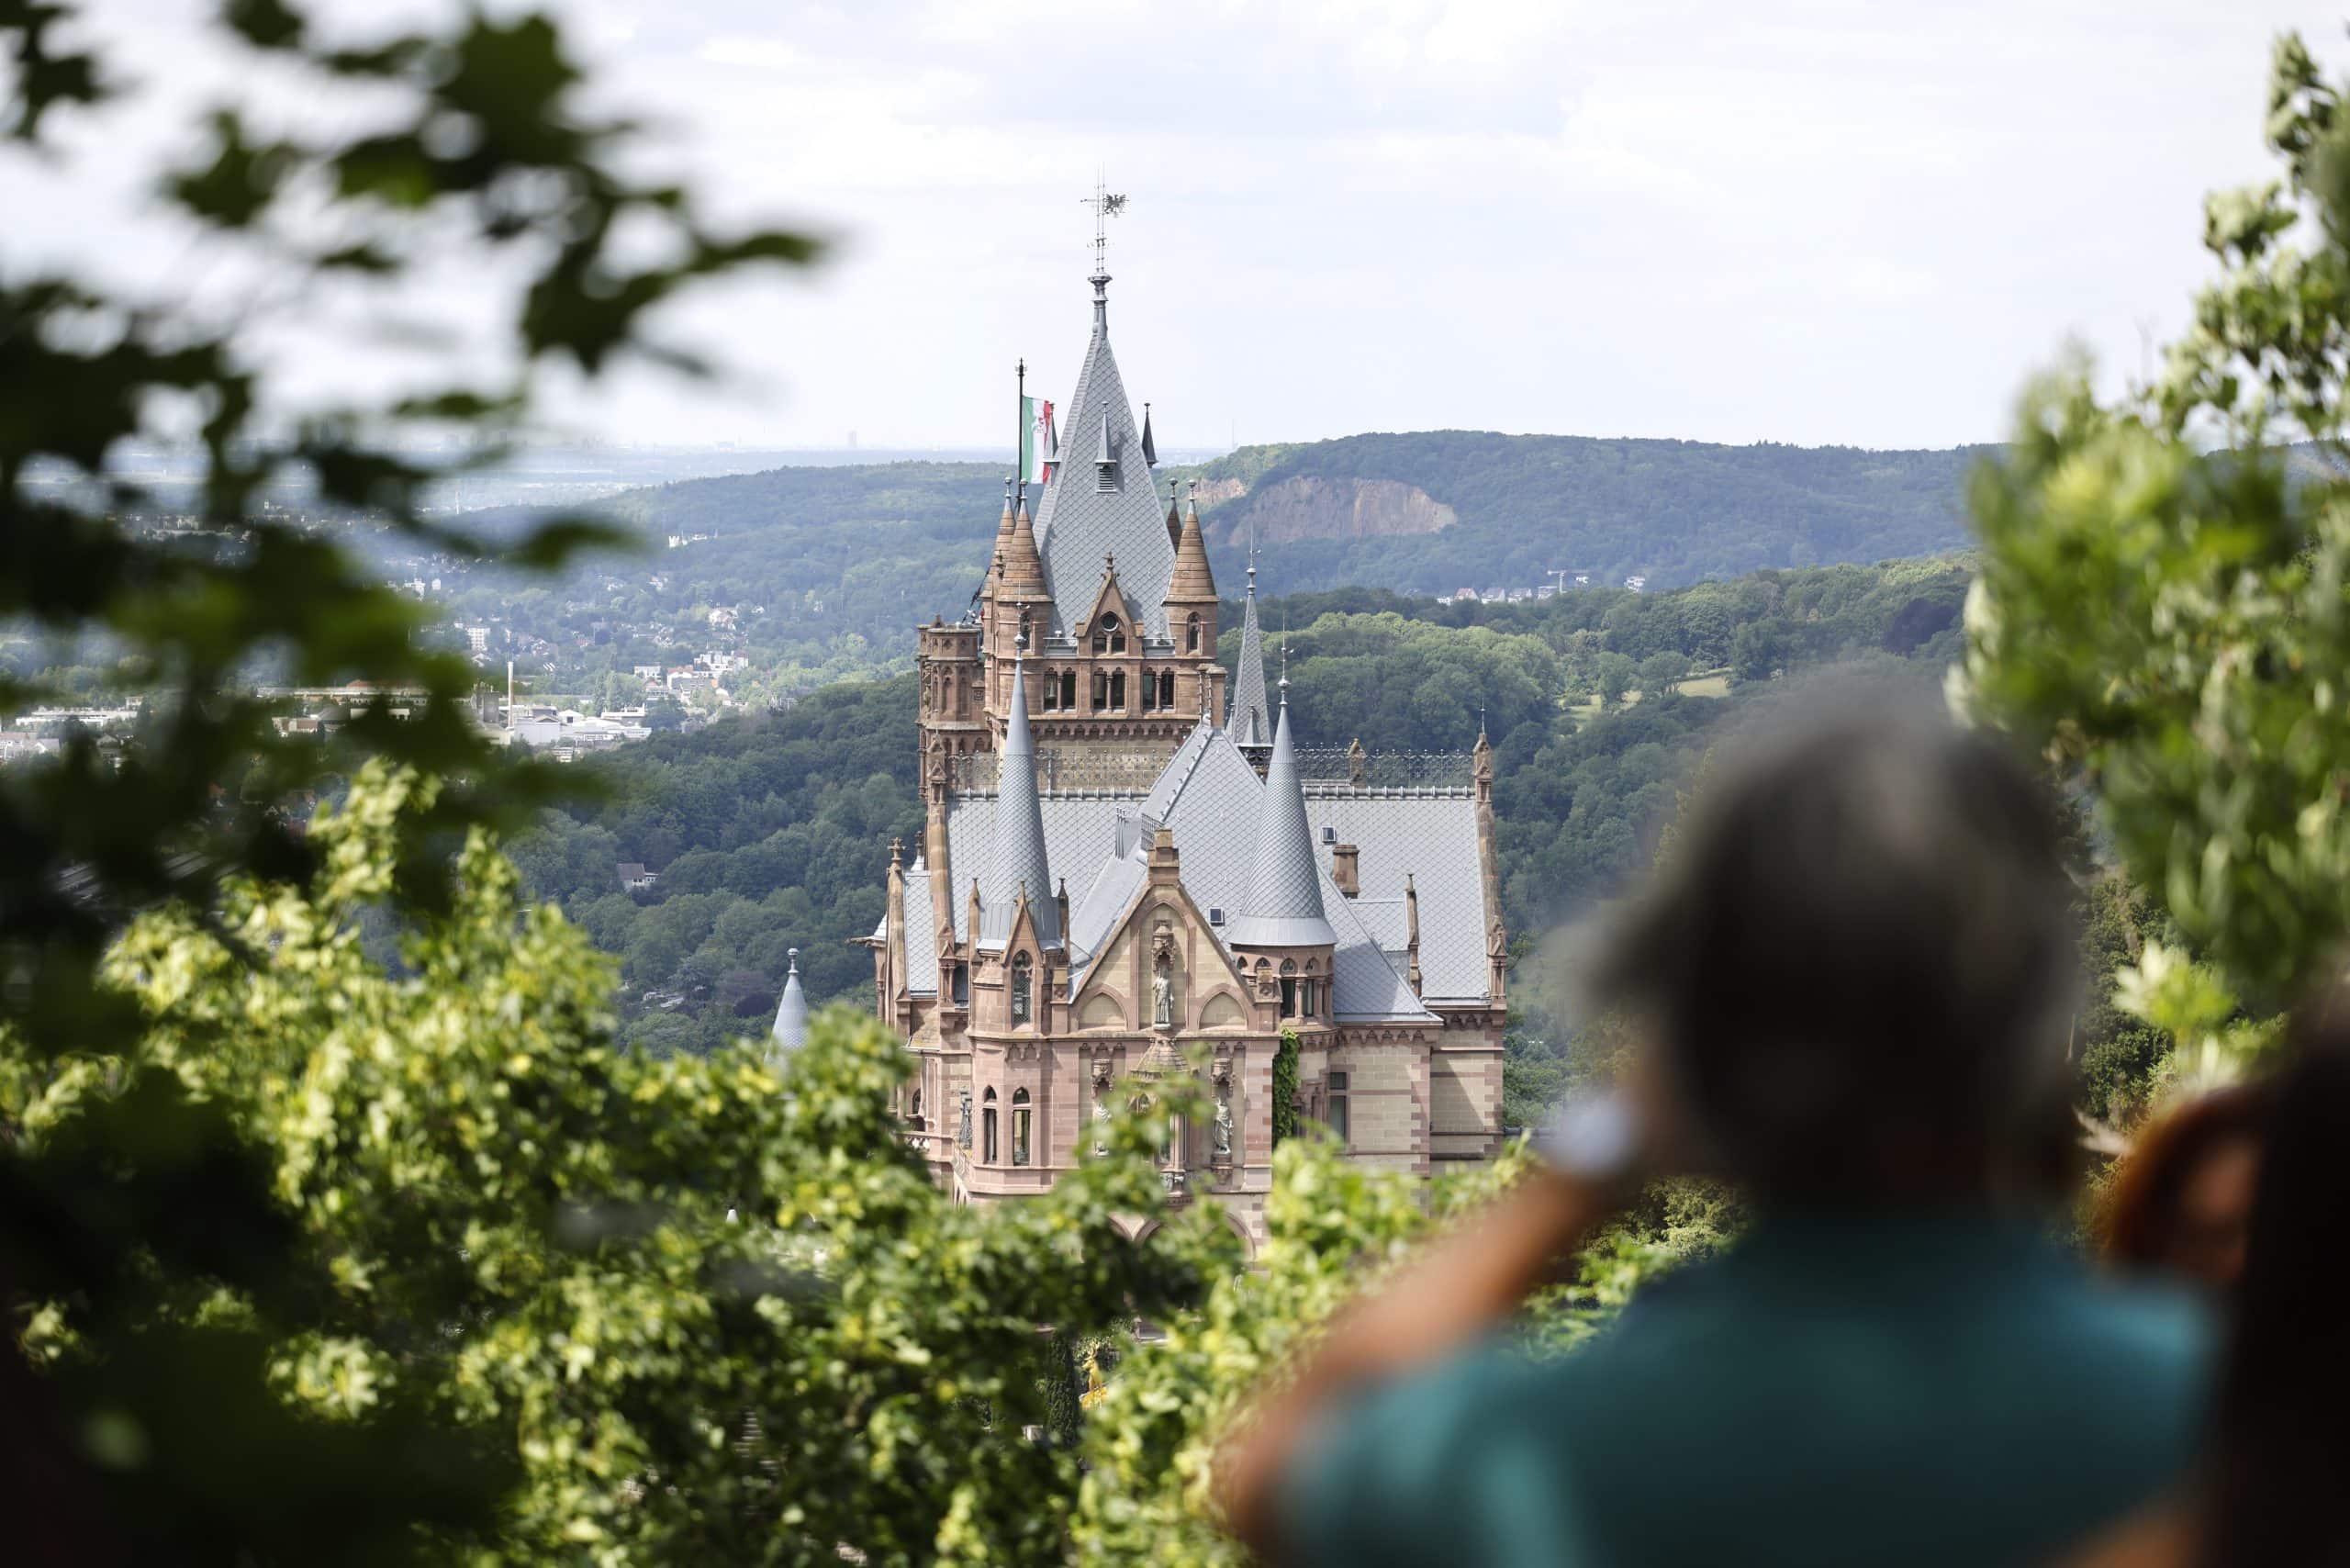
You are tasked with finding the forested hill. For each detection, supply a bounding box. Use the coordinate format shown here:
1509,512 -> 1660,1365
1172,432 -> 1985,597
510,554 -> 1978,1061
448,432 -> 1986,700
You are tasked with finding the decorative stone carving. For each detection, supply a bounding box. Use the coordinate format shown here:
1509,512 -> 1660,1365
957,1090 -> 973,1149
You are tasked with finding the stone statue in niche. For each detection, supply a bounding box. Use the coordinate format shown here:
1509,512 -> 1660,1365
1213,1070 -> 1234,1161
957,1090 -> 973,1149
1091,1060 -> 1113,1155
1150,924 -> 1175,1030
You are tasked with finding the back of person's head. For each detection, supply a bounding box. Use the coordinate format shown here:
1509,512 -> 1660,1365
2199,982 -> 2350,1568
2099,1082 -> 2271,1285
1595,692 -> 2078,1203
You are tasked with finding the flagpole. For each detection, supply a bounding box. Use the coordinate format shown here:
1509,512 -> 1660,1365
1015,357 -> 1026,510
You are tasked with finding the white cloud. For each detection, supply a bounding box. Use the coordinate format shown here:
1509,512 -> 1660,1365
10,0 -> 2346,451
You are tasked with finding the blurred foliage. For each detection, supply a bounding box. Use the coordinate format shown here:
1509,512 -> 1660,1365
0,0 -> 819,1557
10,766 -> 1235,1562
1961,34 -> 2350,1029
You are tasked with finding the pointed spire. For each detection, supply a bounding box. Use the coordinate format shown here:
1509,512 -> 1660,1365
1141,402 -> 1158,466
1165,482 -> 1181,549
1228,687 -> 1337,949
1231,549 -> 1271,750
992,647 -> 1059,947
771,947 -> 809,1055
1167,480 -> 1216,607
1001,491 -> 1046,599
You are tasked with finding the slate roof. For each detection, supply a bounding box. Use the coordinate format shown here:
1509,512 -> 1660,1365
1304,793 -> 1490,1003
1226,697 -> 1338,948
909,733 -> 1446,1023
1031,284 -> 1180,643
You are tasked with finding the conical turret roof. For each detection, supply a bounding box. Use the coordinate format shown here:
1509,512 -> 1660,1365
1001,496 -> 1047,599
1167,488 -> 1215,604
984,651 -> 1059,947
771,947 -> 809,1056
1226,689 -> 1336,948
1231,555 -> 1271,749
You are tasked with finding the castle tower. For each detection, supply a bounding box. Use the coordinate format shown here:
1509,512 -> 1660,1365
1226,680 -> 1337,1027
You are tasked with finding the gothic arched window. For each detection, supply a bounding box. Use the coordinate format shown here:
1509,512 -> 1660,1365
1280,958 -> 1299,1018
1186,611 -> 1202,654
1158,669 -> 1176,708
1058,669 -> 1077,709
1012,1087 -> 1032,1166
1109,671 -> 1125,710
1092,613 -> 1125,655
1140,667 -> 1158,711
1010,952 -> 1033,1025
982,1088 -> 1000,1163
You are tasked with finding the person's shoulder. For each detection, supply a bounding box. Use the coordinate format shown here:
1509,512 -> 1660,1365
2052,1270 -> 2214,1378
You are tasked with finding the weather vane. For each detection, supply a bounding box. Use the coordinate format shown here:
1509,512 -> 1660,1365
1082,172 -> 1128,285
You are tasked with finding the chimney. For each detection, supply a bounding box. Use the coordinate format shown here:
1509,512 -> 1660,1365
1331,844 -> 1360,898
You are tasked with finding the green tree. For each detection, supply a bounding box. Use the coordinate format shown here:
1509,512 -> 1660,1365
1595,652 -> 1635,710
14,765 -> 1237,1562
1635,649 -> 1689,698
0,1 -> 821,1555
1960,33 -> 2350,1033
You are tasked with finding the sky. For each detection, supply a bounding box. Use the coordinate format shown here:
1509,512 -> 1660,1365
13,1 -> 2348,453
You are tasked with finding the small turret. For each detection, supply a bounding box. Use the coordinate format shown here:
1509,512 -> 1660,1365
771,947 -> 809,1057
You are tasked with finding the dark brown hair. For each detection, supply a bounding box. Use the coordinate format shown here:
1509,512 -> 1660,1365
2098,1082 -> 2271,1271
2195,980 -> 2350,1567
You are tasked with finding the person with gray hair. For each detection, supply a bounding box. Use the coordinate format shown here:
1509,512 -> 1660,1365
1218,697 -> 2212,1568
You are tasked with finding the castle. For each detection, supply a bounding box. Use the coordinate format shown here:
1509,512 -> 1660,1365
861,255 -> 1506,1249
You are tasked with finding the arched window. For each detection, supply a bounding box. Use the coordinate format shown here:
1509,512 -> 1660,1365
1091,671 -> 1109,711
1280,958 -> 1298,1017
951,962 -> 969,1006
1140,667 -> 1158,711
1058,670 -> 1077,709
1302,959 -> 1320,1019
1012,1087 -> 1033,1166
1186,611 -> 1202,654
1010,952 -> 1033,1025
1158,669 -> 1176,709
1109,671 -> 1125,710
982,1088 -> 1000,1163
1041,667 -> 1059,711
1091,613 -> 1125,655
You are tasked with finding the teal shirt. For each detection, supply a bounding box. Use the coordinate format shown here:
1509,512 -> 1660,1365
1281,1212 -> 2211,1568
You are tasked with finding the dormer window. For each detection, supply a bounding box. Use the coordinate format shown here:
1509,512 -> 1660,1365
1092,613 -> 1125,655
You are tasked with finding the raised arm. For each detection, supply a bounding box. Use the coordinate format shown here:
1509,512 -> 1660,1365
1214,1159 -> 1618,1560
